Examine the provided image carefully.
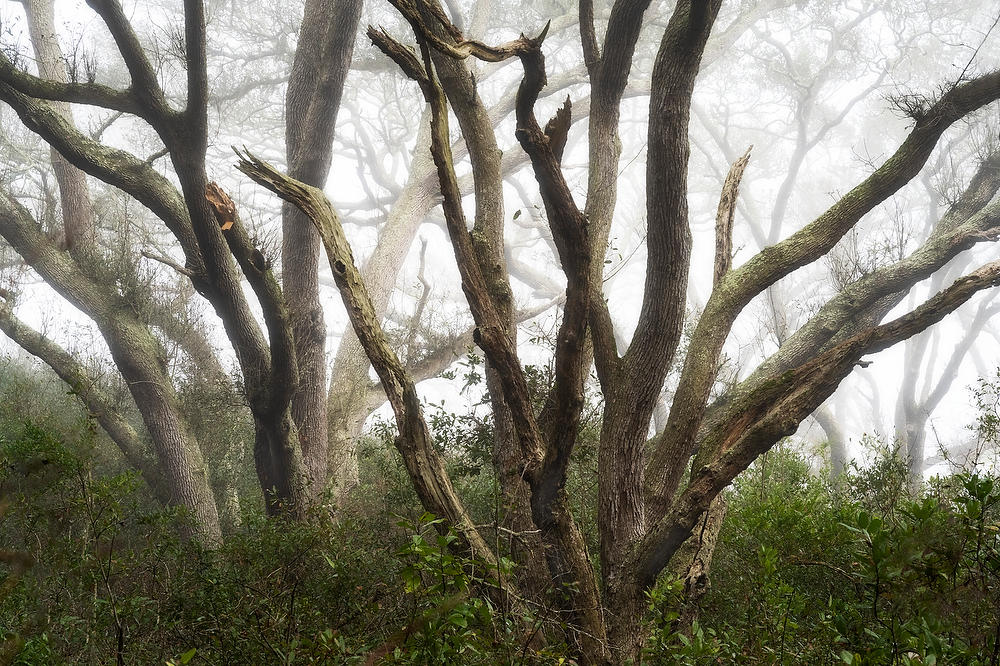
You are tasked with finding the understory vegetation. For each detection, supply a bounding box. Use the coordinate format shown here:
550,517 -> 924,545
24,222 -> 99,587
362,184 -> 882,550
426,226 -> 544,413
1,358 -> 998,665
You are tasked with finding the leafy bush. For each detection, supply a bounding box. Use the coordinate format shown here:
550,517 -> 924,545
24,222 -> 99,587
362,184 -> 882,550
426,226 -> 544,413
666,444 -> 1000,665
4,355 -> 999,664
1,412 -> 571,664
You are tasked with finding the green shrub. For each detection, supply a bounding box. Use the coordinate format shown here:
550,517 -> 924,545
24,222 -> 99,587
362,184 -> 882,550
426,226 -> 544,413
676,444 -> 1000,665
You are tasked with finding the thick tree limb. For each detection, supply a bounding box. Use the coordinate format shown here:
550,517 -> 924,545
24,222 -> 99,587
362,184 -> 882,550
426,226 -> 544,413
650,68 -> 1000,523
21,0 -> 97,256
0,299 -> 164,498
0,189 -> 221,541
395,0 -> 593,507
578,0 -> 600,74
0,82 -> 204,272
282,0 -> 362,492
595,0 -> 656,107
637,257 -> 1000,587
598,5 -> 723,656
677,151 -> 1000,504
234,149 -> 499,568
205,182 -> 298,416
84,0 -> 173,121
583,0 -> 657,385
0,54 -> 142,117
182,0 -> 209,136
368,27 -> 545,468
370,17 -> 608,658
415,0 -> 550,602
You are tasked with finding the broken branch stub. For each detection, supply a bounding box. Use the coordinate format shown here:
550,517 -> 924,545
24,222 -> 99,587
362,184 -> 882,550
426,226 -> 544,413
205,181 -> 237,231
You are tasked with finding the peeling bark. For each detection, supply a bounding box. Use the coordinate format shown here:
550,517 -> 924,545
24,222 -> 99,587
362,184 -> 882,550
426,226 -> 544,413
669,495 -> 726,634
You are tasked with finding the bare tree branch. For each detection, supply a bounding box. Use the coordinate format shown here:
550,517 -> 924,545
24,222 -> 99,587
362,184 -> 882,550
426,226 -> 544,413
638,256 -> 1000,587
234,148 -> 502,573
650,68 -> 1000,523
84,0 -> 173,121
0,54 -> 142,116
714,146 -> 752,286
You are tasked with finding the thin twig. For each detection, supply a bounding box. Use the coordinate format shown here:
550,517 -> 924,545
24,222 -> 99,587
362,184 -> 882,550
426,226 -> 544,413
141,250 -> 195,277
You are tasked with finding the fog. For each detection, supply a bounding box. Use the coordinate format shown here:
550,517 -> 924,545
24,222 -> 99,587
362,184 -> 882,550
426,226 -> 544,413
3,0 -> 1000,660
4,0 -> 997,479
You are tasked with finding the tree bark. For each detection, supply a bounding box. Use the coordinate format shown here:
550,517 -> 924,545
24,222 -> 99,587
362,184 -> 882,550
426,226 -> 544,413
638,257 -> 1000,592
0,300 -> 165,498
0,20 -> 307,516
0,191 -> 222,543
235,149 -> 504,571
647,72 -> 1000,523
424,0 -> 551,605
326,110 -> 436,500
600,3 -> 723,658
283,0 -> 362,493
23,0 -> 96,256
669,495 -> 726,634
812,404 -> 848,482
369,18 -> 610,657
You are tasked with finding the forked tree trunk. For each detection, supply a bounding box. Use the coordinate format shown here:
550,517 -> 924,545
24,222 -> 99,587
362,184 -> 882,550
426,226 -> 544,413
2,1 -> 222,541
425,1 -> 553,606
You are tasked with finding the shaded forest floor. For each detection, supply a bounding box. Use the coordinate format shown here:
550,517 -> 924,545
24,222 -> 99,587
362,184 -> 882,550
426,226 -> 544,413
1,361 -> 998,664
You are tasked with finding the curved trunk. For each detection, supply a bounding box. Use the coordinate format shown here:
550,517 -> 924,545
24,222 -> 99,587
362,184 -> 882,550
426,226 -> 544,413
0,304 -> 166,500
0,192 -> 222,542
3,0 -> 220,540
427,0 -> 552,604
326,112 -> 437,497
